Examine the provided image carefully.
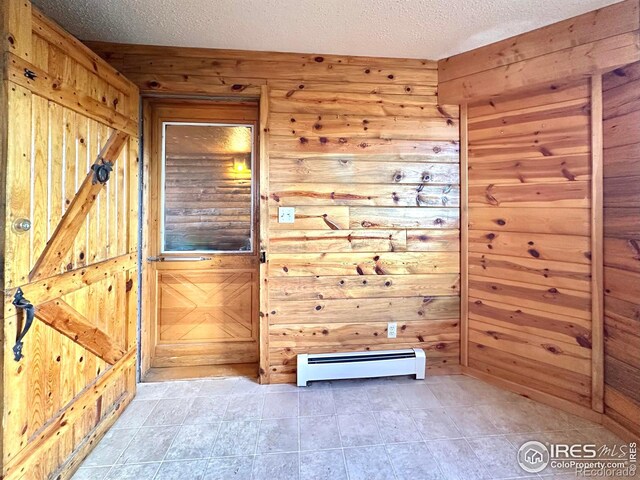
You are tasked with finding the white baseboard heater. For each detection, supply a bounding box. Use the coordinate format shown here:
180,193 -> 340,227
297,348 -> 425,386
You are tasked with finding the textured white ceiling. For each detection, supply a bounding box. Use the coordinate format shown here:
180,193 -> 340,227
33,0 -> 622,60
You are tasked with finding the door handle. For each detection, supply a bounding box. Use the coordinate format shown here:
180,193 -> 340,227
12,288 -> 35,362
147,256 -> 213,262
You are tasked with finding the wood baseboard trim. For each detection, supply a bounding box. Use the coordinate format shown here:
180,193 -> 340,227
461,366 -> 602,424
602,414 -> 640,444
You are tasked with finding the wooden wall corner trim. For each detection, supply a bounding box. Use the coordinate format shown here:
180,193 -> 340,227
258,84 -> 270,384
139,99 -> 153,379
591,74 -> 605,414
462,366 -> 603,424
459,103 -> 469,367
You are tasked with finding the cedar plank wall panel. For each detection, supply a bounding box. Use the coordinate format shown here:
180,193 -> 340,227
466,82 -> 594,408
88,42 -> 462,383
602,62 -> 640,438
1,3 -> 139,479
437,0 -> 640,104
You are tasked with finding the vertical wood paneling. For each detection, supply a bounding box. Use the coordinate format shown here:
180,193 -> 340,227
1,5 -> 140,479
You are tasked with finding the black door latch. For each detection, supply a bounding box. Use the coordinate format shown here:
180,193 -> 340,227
12,288 -> 35,362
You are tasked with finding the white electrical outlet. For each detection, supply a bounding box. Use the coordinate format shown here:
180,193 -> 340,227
387,322 -> 397,339
278,207 -> 295,224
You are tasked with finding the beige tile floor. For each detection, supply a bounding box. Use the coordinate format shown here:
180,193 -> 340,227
71,374 -> 632,480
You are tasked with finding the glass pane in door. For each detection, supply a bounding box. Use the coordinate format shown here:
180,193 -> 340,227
162,123 -> 254,253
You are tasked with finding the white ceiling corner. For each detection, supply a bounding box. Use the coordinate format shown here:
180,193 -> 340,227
32,0 -> 623,60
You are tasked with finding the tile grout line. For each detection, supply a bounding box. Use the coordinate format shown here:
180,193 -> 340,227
297,392 -> 301,480
249,391 -> 267,479
150,390 -> 197,479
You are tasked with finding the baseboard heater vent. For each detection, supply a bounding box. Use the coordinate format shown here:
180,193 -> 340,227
297,348 -> 425,386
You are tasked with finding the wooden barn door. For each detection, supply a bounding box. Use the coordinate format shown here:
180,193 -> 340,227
144,100 -> 260,380
1,2 -> 140,479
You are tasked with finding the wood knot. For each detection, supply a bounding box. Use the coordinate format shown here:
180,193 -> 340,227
496,219 -> 506,226
548,288 -> 558,294
314,56 -> 324,62
576,335 -> 592,349
299,137 -> 308,144
543,344 -> 561,354
528,249 -> 540,258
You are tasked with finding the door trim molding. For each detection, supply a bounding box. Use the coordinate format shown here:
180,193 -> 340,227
139,92 -> 268,381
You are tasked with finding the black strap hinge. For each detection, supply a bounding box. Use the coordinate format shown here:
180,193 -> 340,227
91,159 -> 114,185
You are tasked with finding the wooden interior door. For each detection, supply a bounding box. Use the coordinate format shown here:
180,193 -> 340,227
1,2 -> 140,479
146,100 -> 260,379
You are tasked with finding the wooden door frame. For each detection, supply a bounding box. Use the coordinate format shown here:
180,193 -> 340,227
139,87 -> 270,382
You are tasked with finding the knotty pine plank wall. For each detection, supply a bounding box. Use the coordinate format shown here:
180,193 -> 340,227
88,43 -> 462,383
466,81 -> 594,408
602,62 -> 640,438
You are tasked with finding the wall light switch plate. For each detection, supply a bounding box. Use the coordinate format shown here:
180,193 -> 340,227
278,207 -> 295,224
387,322 -> 397,339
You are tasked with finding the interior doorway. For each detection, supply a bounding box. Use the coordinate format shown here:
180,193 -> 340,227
143,99 -> 261,381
